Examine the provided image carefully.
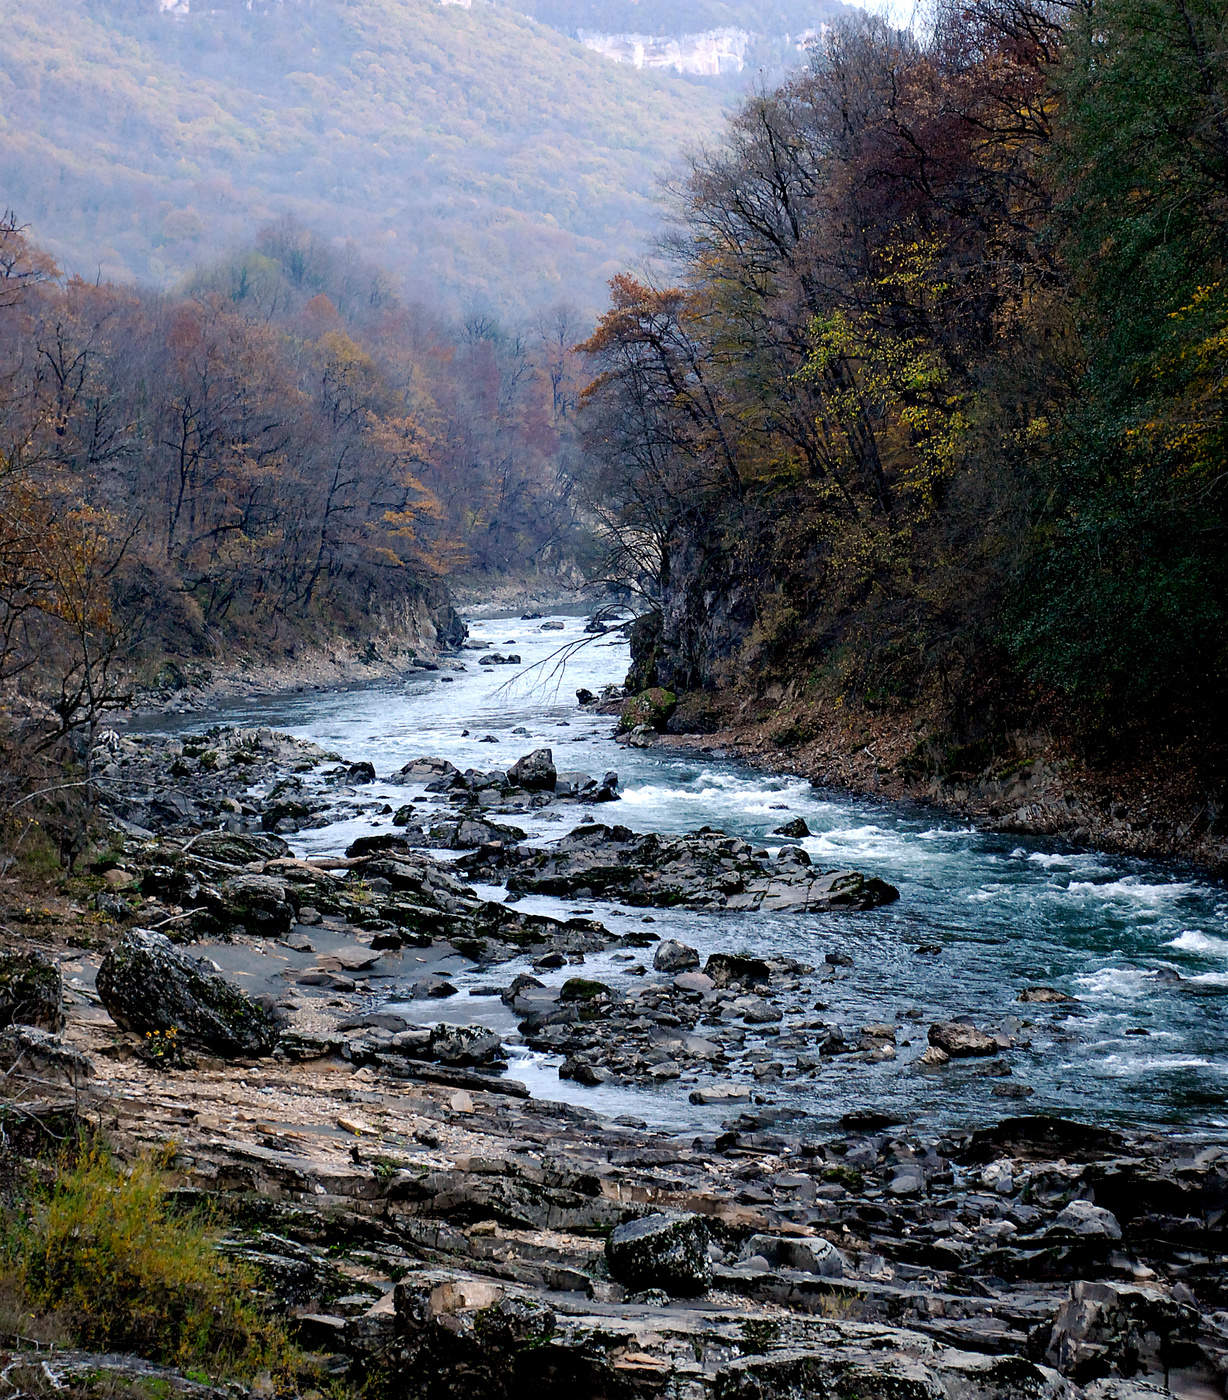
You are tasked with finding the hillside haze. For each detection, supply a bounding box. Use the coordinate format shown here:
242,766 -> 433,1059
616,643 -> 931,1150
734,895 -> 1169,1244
1,0 -> 743,314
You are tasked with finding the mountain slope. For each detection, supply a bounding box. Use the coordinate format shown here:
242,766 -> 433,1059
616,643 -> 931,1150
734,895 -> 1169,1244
0,0 -> 727,313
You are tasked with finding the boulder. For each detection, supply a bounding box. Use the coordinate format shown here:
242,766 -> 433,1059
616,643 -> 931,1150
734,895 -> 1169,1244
504,823 -> 898,914
928,1021 -> 999,1057
1041,1280 -> 1203,1383
0,1024 -> 92,1089
1019,986 -> 1078,1004
216,873 -> 295,938
605,1212 -> 711,1296
424,1023 -> 506,1068
1048,1200 -> 1123,1241
0,950 -> 63,1031
189,831 -> 291,865
705,952 -> 770,987
740,1234 -> 844,1278
96,929 -> 278,1057
559,977 -> 611,1002
505,748 -> 557,792
618,688 -> 677,733
688,1082 -> 750,1105
772,817 -> 811,838
653,939 -> 700,972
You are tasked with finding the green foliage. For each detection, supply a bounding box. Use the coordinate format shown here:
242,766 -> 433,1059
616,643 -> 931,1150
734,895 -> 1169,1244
582,1 -> 1228,752
1007,0 -> 1228,730
1,1145 -> 294,1380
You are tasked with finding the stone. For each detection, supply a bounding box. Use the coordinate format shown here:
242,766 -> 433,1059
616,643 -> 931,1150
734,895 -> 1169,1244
216,873 -> 295,938
617,688 -> 678,733
772,817 -> 811,838
1042,1280 -> 1202,1383
688,1082 -> 750,1105
928,1021 -> 999,1057
732,995 -> 781,1024
96,929 -> 278,1057
705,953 -> 770,987
674,971 -> 715,995
605,1212 -> 711,1296
1019,986 -> 1078,1004
653,939 -> 700,972
920,1044 -> 950,1066
0,950 -> 63,1031
190,831 -> 291,865
424,1023 -> 506,1068
502,823 -> 897,914
1049,1200 -> 1123,1241
740,1234 -> 844,1278
559,977 -> 611,1002
0,1024 -> 92,1089
505,748 -> 557,791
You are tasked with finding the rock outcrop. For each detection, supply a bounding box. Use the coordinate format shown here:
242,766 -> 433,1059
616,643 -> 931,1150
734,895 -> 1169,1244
500,823 -> 899,912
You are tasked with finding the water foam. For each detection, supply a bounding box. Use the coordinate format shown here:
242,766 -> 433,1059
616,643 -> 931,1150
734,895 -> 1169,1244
1164,930 -> 1228,958
1065,876 -> 1199,908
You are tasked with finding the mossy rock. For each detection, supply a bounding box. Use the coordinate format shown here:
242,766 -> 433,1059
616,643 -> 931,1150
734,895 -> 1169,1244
559,977 -> 611,1002
617,688 -> 678,733
97,929 -> 278,1057
0,950 -> 63,1031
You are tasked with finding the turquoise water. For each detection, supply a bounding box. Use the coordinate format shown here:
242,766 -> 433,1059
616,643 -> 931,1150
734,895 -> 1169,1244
137,607 -> 1228,1134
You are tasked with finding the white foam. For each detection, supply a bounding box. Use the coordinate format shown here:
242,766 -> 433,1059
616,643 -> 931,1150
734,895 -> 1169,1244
1164,930 -> 1228,958
1027,851 -> 1072,869
1076,967 -> 1170,999
1102,1054 -> 1211,1074
1065,876 -> 1199,908
968,886 -> 1005,903
1190,971 -> 1228,987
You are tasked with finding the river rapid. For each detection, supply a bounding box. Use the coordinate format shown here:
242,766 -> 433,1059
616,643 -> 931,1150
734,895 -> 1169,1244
140,606 -> 1228,1138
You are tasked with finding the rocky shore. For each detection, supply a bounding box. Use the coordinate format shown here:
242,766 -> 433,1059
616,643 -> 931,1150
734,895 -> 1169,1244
609,689 -> 1228,879
2,724 -> 1226,1399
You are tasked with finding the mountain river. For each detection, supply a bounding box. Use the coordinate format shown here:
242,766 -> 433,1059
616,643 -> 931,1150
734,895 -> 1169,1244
137,606 -> 1228,1139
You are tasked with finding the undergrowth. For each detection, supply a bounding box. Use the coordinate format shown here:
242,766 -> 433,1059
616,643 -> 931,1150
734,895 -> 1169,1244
0,1141 -> 296,1383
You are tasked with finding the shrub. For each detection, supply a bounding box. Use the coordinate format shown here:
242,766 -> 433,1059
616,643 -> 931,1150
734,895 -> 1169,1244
1,1144 -> 293,1380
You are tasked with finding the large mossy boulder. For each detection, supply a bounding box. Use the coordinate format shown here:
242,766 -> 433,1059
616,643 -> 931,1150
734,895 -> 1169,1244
605,1212 -> 711,1296
0,949 -> 63,1031
96,929 -> 278,1057
617,687 -> 677,733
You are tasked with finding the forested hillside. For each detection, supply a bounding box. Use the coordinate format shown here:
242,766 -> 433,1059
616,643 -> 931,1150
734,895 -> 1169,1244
0,214 -> 592,835
580,0 -> 1228,782
0,0 -> 724,313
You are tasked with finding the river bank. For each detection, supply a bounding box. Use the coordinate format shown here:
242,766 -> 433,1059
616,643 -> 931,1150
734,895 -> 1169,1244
4,606 -> 1225,1397
4,716 -> 1227,1399
641,691 -> 1228,879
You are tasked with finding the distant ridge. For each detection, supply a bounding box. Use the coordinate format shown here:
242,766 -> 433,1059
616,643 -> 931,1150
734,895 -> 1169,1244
0,0 -> 728,313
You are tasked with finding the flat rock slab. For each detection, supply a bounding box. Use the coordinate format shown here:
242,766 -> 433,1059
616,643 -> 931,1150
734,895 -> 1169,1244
499,823 -> 898,913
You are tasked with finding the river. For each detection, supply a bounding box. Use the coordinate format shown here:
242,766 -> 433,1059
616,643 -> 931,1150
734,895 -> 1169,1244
138,605 -> 1228,1137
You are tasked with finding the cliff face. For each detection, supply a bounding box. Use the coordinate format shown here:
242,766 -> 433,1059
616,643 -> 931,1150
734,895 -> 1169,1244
577,26 -> 753,76
576,23 -> 829,78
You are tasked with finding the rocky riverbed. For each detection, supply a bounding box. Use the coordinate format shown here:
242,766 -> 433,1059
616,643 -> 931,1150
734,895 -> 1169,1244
2,714 -> 1227,1399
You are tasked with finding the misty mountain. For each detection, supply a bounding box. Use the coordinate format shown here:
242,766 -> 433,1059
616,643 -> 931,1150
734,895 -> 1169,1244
0,0 -> 740,314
